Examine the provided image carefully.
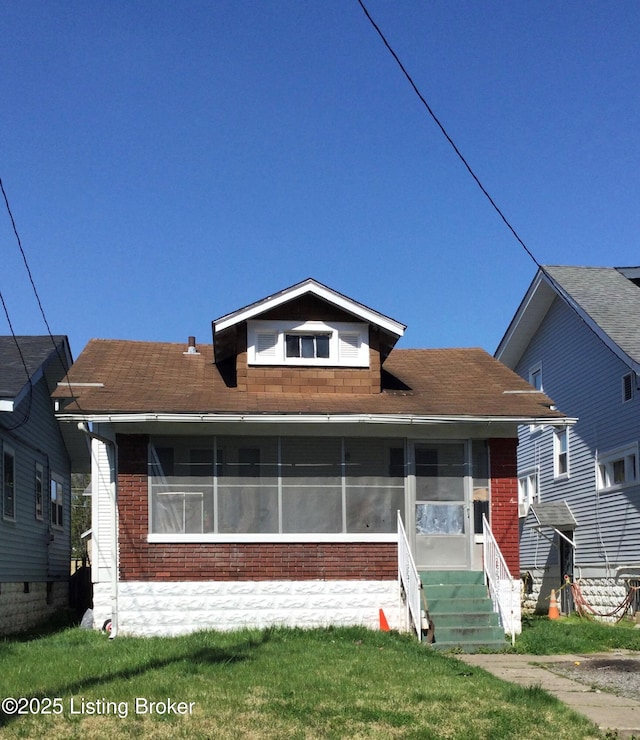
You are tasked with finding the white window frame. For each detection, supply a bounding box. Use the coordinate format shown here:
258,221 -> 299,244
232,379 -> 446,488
2,445 -> 16,521
623,372 -> 634,403
529,362 -> 543,392
50,473 -> 65,529
597,443 -> 638,492
518,468 -> 539,517
553,427 -> 570,480
147,436 -> 405,543
247,320 -> 369,368
35,462 -> 44,521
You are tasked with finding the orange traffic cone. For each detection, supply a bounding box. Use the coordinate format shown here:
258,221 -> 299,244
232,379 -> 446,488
548,589 -> 561,620
379,608 -> 390,631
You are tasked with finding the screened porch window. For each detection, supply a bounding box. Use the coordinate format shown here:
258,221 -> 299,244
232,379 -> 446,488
148,436 -> 405,536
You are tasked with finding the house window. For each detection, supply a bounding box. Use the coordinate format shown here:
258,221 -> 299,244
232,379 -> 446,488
518,469 -> 539,517
597,444 -> 638,491
153,491 -> 204,533
285,333 -> 330,359
50,474 -> 64,528
248,320 -> 369,367
623,373 -> 634,403
529,362 -> 543,391
35,463 -> 44,520
148,436 -> 405,538
3,446 -> 15,520
554,428 -> 569,479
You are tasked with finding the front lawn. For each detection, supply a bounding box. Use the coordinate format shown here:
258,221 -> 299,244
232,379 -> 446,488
512,614 -> 640,655
0,626 -> 600,739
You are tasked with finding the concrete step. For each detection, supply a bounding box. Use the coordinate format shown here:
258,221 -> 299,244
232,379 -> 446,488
420,569 -> 506,652
427,596 -> 494,614
431,639 -> 507,653
424,583 -> 489,600
433,611 -> 501,628
421,570 -> 484,586
434,624 -> 506,644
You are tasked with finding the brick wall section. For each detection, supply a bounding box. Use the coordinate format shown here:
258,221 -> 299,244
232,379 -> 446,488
245,366 -> 380,394
117,434 -> 397,582
488,437 -> 520,576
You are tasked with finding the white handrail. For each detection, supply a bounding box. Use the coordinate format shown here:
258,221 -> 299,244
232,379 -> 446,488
397,511 -> 422,639
482,514 -> 518,645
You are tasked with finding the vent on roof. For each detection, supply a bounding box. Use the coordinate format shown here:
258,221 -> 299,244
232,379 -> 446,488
184,336 -> 200,355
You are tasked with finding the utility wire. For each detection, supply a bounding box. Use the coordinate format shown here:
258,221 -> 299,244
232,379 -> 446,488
356,0 -> 542,270
0,179 -> 62,343
0,290 -> 34,429
0,179 -> 78,426
356,1 -> 639,383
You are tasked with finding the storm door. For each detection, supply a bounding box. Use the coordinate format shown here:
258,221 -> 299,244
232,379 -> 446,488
411,442 -> 471,569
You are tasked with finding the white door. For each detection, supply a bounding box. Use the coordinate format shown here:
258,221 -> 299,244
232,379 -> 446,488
411,441 -> 471,570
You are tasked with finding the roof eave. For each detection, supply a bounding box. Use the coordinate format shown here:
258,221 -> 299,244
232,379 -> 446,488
55,411 -> 573,426
213,279 -> 406,338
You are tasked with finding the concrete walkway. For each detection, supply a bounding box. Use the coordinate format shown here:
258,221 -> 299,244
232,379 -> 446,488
457,652 -> 640,738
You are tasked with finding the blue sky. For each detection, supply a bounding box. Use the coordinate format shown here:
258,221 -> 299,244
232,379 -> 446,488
2,1 -> 639,360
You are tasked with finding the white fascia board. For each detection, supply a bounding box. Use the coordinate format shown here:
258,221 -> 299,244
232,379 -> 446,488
215,279 -> 406,338
495,271 -> 554,367
56,412 -> 575,427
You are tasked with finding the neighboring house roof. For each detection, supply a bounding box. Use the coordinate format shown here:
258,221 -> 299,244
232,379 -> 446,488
496,265 -> 640,372
52,338 -> 564,422
0,335 -> 71,411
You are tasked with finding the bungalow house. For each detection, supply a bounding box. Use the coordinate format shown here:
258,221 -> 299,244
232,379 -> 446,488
0,335 -> 87,634
53,279 -> 565,639
496,266 -> 640,617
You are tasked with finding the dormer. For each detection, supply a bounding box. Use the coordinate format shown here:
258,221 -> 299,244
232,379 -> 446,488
212,279 -> 405,393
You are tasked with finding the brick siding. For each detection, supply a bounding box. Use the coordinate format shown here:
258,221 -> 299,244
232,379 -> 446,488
488,437 -> 520,575
117,434 -> 397,582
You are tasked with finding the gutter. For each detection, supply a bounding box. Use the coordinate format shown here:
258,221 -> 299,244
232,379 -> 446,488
77,422 -> 119,639
59,412 -> 575,427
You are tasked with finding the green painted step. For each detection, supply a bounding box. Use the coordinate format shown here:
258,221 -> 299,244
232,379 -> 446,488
421,570 -> 485,586
420,570 -> 508,652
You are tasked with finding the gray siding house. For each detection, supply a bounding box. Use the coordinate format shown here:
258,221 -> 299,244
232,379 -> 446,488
496,266 -> 640,617
0,336 -> 87,633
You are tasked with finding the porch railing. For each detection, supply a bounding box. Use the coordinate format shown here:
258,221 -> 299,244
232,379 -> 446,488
397,511 -> 422,639
482,514 -> 519,645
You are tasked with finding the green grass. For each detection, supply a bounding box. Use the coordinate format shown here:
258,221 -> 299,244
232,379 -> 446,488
511,614 -> 640,655
0,625 -> 601,739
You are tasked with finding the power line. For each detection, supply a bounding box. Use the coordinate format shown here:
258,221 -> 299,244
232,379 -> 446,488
0,179 -> 78,426
356,2 -> 639,376
356,0 -> 542,270
0,179 -> 62,342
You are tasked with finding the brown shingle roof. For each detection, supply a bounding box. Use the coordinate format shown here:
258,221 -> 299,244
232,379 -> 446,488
53,339 -> 563,420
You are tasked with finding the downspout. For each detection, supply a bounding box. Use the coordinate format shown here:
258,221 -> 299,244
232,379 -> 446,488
78,422 -> 119,639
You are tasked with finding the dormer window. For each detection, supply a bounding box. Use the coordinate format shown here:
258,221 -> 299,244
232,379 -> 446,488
286,333 -> 330,359
248,320 -> 369,367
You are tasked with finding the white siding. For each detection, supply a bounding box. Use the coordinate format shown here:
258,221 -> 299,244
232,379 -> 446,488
91,432 -> 117,585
